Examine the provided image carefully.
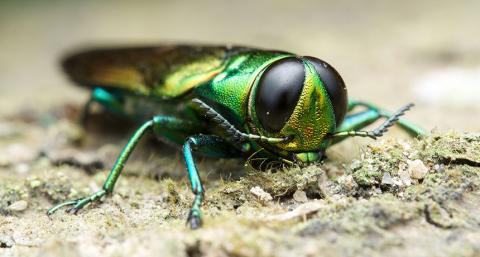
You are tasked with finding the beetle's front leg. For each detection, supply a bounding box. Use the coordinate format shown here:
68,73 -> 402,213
47,119 -> 154,215
47,115 -> 201,215
182,134 -> 240,229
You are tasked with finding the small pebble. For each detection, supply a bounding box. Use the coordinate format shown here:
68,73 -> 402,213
398,162 -> 412,186
434,164 -> 445,173
7,200 -> 28,212
350,160 -> 362,171
29,178 -> 42,189
398,140 -> 411,151
408,159 -> 429,179
381,172 -> 394,186
112,194 -> 123,205
250,186 -> 273,203
338,175 -> 356,190
267,200 -> 325,221
293,190 -> 308,203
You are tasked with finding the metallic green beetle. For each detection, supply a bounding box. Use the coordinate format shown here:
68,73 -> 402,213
47,45 -> 424,229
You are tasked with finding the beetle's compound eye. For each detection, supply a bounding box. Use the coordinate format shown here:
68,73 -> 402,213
255,57 -> 305,132
305,56 -> 348,127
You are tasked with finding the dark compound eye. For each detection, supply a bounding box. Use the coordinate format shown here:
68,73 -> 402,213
255,57 -> 305,132
305,56 -> 348,127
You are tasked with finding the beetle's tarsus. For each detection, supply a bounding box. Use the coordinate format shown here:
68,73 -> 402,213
47,190 -> 107,216
366,131 -> 378,139
46,199 -> 78,216
187,210 -> 203,230
66,206 -> 80,214
48,198 -> 86,215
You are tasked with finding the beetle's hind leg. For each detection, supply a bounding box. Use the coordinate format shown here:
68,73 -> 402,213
80,88 -> 127,124
79,97 -> 94,125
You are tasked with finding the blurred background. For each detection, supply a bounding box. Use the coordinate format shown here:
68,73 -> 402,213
0,0 -> 479,131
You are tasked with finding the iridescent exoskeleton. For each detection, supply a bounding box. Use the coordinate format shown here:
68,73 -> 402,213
47,45 -> 424,229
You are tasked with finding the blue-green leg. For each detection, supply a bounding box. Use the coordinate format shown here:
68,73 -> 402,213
91,88 -> 126,116
47,115 -> 200,215
182,134 -> 241,229
81,88 -> 127,124
80,97 -> 94,125
337,109 -> 380,133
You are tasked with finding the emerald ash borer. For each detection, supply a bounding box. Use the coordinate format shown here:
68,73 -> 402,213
47,45 -> 424,229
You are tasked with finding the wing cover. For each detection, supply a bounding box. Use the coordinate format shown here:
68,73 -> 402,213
62,45 -> 243,99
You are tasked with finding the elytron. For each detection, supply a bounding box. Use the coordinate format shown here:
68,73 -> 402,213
47,45 -> 424,229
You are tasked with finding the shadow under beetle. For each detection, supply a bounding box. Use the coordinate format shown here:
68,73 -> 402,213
47,45 -> 425,229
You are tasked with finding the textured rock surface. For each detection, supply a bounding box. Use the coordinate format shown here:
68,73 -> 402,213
0,111 -> 479,257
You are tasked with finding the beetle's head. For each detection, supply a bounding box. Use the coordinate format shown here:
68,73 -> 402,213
248,56 -> 348,164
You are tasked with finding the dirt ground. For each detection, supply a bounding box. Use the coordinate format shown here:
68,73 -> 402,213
0,1 -> 479,257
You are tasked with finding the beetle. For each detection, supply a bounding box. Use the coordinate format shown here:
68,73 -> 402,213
47,45 -> 424,229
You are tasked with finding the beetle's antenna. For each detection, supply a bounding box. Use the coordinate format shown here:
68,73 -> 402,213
192,98 -> 289,144
329,103 -> 414,139
373,103 -> 414,138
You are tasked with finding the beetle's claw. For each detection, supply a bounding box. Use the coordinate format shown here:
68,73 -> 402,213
46,199 -> 80,216
47,190 -> 106,217
367,132 -> 379,139
66,206 -> 80,214
187,211 -> 203,230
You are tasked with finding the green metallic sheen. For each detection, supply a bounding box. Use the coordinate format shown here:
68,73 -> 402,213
48,44 -> 426,229
294,152 -> 320,163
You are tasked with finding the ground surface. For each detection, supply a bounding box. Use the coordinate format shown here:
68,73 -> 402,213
0,109 -> 479,257
1,1 -> 480,257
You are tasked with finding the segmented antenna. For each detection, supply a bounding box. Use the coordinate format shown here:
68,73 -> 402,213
192,98 -> 288,144
329,103 -> 415,139
370,103 -> 414,138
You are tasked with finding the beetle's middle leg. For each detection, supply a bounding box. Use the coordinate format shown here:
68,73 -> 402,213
47,115 -> 202,215
182,134 -> 241,229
